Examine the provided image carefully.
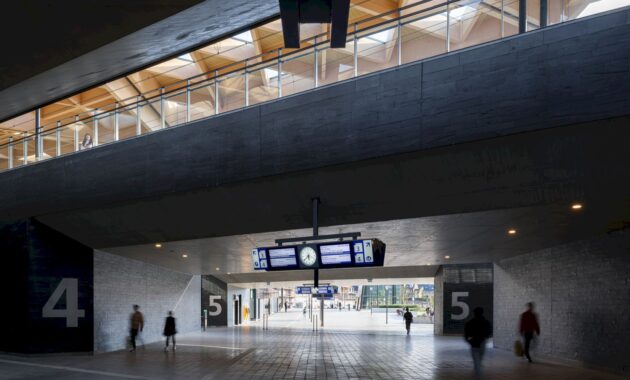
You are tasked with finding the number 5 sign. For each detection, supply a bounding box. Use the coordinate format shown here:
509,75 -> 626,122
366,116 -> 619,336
451,292 -> 470,320
42,278 -> 86,328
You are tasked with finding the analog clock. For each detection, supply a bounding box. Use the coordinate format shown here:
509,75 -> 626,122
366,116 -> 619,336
299,246 -> 318,267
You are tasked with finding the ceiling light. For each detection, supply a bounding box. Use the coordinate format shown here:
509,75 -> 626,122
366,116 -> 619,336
215,267 -> 220,271
227,272 -> 231,275
444,255 -> 450,259
571,203 -> 583,210
508,229 -> 517,235
182,254 -> 188,258
155,243 -> 162,248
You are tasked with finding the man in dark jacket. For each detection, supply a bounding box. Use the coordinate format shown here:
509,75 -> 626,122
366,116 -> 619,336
163,311 -> 177,352
464,307 -> 492,380
403,307 -> 413,335
519,302 -> 540,363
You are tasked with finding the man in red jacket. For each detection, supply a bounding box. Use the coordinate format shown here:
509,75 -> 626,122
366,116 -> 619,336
519,302 -> 540,363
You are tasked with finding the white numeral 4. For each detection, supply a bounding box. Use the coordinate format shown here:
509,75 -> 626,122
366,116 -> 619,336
42,278 -> 86,327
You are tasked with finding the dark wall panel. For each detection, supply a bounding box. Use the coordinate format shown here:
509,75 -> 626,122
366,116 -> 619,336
0,219 -> 93,353
201,275 -> 228,326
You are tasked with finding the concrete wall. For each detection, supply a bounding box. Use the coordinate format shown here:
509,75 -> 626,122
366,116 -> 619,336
433,267 -> 444,335
4,8 -> 630,224
93,250 -> 200,352
493,230 -> 630,374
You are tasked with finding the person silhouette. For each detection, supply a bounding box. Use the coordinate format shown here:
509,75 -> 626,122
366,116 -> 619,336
520,302 -> 540,363
163,311 -> 177,352
80,133 -> 93,150
403,307 -> 413,335
129,305 -> 144,352
464,307 -> 492,380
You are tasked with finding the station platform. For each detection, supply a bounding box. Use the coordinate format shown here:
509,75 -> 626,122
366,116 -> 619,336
0,312 -> 624,379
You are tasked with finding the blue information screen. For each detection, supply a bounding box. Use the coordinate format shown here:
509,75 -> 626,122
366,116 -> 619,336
268,247 -> 297,268
319,243 -> 352,265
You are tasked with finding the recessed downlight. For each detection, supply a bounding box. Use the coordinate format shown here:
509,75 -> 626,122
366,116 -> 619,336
155,243 -> 162,248
508,229 -> 517,235
182,254 -> 188,258
444,255 -> 450,259
571,203 -> 583,210
215,267 -> 220,271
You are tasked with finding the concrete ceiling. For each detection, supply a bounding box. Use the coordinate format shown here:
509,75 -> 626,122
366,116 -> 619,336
0,0 -> 204,92
103,199 -> 623,276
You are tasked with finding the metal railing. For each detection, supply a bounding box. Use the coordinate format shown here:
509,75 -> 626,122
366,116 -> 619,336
0,0 -> 621,173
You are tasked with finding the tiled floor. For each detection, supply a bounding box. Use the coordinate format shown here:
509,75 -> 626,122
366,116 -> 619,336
0,311 -> 625,379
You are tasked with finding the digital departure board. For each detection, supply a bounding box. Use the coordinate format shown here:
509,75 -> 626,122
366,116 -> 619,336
252,239 -> 385,271
268,247 -> 298,269
319,243 -> 352,266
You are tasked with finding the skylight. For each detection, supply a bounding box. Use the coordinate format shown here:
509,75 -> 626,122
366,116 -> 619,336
339,64 -> 353,73
449,5 -> 476,20
366,30 -> 393,43
178,53 -> 194,62
577,0 -> 630,18
233,31 -> 253,44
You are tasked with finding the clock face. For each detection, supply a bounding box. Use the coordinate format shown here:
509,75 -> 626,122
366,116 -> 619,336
299,246 -> 317,267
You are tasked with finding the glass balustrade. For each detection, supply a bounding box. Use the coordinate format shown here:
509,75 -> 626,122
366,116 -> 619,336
0,0 -> 626,173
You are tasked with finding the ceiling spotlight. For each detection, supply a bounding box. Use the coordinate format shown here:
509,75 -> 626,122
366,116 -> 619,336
571,203 -> 583,210
216,267 -> 220,271
508,229 -> 517,235
444,256 -> 450,259
155,243 -> 162,248
182,254 -> 188,258
227,272 -> 231,275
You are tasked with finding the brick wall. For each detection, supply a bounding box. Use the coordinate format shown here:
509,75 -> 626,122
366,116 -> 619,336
93,250 -> 201,352
493,230 -> 630,374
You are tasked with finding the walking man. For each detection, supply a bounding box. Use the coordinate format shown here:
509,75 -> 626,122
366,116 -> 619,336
129,305 -> 144,352
520,302 -> 540,363
464,307 -> 492,380
403,307 -> 413,335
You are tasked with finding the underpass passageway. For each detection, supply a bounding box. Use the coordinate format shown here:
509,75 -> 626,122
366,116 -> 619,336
0,328 -> 624,380
263,309 -> 434,335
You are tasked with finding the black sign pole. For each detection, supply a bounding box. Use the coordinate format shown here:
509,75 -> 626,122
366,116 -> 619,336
312,197 -> 324,328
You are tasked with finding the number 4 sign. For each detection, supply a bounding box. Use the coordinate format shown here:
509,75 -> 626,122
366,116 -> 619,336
42,278 -> 86,328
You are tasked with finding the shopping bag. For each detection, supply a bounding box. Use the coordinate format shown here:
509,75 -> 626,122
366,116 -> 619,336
514,340 -> 524,357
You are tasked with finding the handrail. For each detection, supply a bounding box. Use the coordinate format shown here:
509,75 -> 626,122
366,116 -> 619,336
0,0 -> 615,164
2,0 -> 456,145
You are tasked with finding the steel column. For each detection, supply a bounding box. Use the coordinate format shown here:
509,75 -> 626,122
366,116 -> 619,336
114,103 -> 120,141
93,109 -> 99,147
136,96 -> 142,136
215,70 -> 220,114
35,108 -> 42,160
353,24 -> 358,77
519,0 -> 527,33
56,121 -> 61,156
160,87 -> 165,129
186,80 -> 191,123
74,115 -> 80,151
8,137 -> 13,169
278,49 -> 283,98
